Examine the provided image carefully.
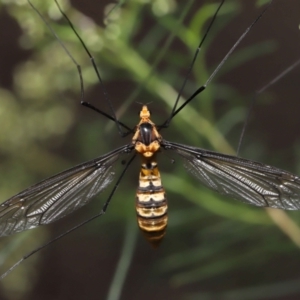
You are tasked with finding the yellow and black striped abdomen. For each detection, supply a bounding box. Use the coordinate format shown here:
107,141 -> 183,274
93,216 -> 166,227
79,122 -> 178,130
136,160 -> 167,247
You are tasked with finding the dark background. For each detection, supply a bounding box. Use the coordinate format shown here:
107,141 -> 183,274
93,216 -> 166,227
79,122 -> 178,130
1,0 -> 300,299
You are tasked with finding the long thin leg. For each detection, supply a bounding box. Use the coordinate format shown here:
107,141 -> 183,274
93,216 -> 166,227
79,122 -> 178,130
28,0 -> 130,136
164,0 -> 225,128
54,0 -> 127,137
159,0 -> 274,129
237,57 -> 300,156
0,154 -> 136,280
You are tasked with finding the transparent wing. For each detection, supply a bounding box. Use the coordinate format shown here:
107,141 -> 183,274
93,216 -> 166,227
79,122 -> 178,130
0,144 -> 133,236
162,141 -> 300,210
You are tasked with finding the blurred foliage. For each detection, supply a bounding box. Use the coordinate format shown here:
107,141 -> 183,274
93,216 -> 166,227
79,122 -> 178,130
0,0 -> 300,299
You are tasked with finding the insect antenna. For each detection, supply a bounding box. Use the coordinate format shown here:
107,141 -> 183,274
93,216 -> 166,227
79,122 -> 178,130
159,0 -> 274,129
237,57 -> 300,156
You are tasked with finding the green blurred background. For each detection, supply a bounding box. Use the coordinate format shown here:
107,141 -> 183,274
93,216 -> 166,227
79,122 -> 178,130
1,0 -> 300,299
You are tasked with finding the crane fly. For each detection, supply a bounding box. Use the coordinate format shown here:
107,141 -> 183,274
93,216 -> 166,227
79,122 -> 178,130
2,100 -> 300,248
1,0 -> 300,279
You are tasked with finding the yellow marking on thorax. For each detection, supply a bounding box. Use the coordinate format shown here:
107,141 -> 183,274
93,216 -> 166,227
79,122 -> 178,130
133,105 -> 168,247
132,106 -> 162,158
